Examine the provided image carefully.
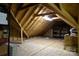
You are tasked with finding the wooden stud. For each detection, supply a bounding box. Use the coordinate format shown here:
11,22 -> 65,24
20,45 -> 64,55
15,8 -> 29,22
77,15 -> 79,54
19,3 -> 38,10
10,10 -> 29,38
56,14 -> 76,28
11,18 -> 20,31
23,5 -> 42,29
27,7 -> 46,35
43,3 -> 77,28
25,6 -> 43,31
29,18 -> 51,36
10,4 -> 18,15
59,4 -> 77,28
21,28 -> 23,43
20,6 -> 37,26
35,12 -> 55,16
28,17 -> 43,36
25,17 -> 39,31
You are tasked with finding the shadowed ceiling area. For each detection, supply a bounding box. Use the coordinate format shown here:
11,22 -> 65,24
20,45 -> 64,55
0,3 -> 78,38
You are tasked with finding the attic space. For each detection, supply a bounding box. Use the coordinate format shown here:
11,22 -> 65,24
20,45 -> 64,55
0,3 -> 79,56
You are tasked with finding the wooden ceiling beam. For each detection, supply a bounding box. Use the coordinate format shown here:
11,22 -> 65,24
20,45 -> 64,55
20,5 -> 37,26
77,16 -> 79,53
27,17 -> 43,36
10,10 -> 29,38
43,3 -> 77,28
19,3 -> 39,10
10,4 -> 18,15
26,7 -> 46,34
23,5 -> 43,29
59,4 -> 77,28
35,12 -> 56,16
28,18 -> 51,36
27,16 -> 42,34
10,19 -> 21,31
25,6 -> 44,31
15,8 -> 29,22
25,16 -> 39,31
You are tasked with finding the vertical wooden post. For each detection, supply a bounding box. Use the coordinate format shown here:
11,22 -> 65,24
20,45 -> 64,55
21,28 -> 23,43
77,16 -> 79,54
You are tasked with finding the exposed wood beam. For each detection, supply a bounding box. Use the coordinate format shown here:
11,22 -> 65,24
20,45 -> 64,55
27,7 -> 46,34
28,17 -> 43,36
77,16 -> 79,54
28,18 -> 52,36
11,19 -> 20,31
59,4 -> 77,28
25,16 -> 39,31
27,16 -> 42,35
25,6 -> 44,31
20,5 -> 37,26
10,4 -> 18,15
15,8 -> 29,22
36,21 -> 51,35
35,12 -> 56,16
21,28 -> 23,43
19,3 -> 39,10
23,5 -> 43,29
30,20 -> 44,36
10,10 -> 29,38
56,14 -> 76,27
43,3 -> 77,28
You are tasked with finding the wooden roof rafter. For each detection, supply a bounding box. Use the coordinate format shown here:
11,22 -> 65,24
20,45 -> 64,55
27,7 -> 47,36
42,3 -> 78,28
23,4 -> 43,29
15,8 -> 29,22
10,18 -> 21,31
35,12 -> 56,16
19,3 -> 39,10
10,10 -> 29,38
25,5 -> 44,31
20,5 -> 38,26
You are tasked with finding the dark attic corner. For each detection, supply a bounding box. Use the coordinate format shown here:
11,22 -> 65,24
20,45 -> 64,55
0,3 -> 79,56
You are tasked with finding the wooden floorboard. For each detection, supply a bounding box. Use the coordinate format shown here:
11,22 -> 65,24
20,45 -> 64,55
11,37 -> 77,56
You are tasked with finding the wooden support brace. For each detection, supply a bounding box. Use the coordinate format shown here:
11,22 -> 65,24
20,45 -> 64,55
25,6 -> 43,31
27,7 -> 46,34
20,6 -> 37,26
21,28 -> 23,43
19,3 -> 39,10
59,4 -> 77,28
28,17 -> 43,36
15,8 -> 28,22
77,15 -> 79,54
23,5 -> 42,28
43,3 -> 77,28
10,10 -> 29,38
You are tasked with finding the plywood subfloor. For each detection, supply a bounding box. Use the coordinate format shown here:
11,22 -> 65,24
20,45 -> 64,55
11,37 -> 77,56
